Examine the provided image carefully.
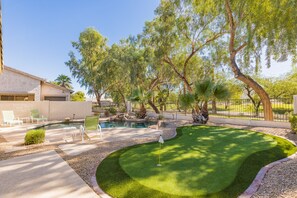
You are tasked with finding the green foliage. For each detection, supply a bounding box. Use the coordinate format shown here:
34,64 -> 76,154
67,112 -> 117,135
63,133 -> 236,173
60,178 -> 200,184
157,114 -> 164,120
193,0 -> 297,68
179,93 -> 195,111
289,115 -> 297,134
108,107 -> 117,115
119,106 -> 127,113
54,74 -> 73,89
71,91 -> 86,101
179,79 -> 230,123
129,87 -> 152,116
24,129 -> 45,145
195,79 -> 230,101
65,28 -> 111,104
142,0 -> 225,93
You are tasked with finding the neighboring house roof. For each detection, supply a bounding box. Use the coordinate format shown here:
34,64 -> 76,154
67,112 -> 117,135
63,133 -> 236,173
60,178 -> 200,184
4,65 -> 72,93
4,65 -> 45,81
43,81 -> 73,93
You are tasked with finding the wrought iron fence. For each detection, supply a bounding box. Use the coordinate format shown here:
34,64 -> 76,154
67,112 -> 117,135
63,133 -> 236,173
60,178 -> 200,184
211,98 -> 293,122
151,98 -> 293,122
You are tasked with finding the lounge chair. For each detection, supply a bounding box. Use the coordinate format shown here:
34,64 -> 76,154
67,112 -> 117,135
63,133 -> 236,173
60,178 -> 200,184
80,116 -> 101,142
2,111 -> 23,126
31,109 -> 47,123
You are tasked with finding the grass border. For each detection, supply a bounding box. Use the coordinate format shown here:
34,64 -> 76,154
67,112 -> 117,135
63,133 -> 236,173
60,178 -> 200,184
96,125 -> 297,198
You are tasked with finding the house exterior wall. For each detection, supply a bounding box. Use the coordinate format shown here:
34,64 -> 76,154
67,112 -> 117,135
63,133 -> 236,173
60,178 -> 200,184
0,69 -> 41,101
41,83 -> 71,101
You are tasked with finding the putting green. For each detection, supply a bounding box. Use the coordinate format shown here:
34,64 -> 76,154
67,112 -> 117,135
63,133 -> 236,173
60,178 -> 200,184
97,126 -> 297,198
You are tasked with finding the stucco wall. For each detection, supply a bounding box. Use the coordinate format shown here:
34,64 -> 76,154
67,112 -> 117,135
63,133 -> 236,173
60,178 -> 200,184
41,83 -> 71,101
0,101 -> 93,123
0,69 -> 41,101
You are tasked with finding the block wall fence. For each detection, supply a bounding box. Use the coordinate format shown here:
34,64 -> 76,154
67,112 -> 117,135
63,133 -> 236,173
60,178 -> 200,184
0,101 -> 92,123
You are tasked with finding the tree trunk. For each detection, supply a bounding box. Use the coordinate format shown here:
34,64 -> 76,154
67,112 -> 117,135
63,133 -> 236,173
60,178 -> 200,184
94,92 -> 102,107
212,100 -> 217,114
148,99 -> 160,114
225,0 -> 273,121
202,101 -> 209,120
231,57 -> 273,120
138,103 -> 147,119
118,90 -> 127,109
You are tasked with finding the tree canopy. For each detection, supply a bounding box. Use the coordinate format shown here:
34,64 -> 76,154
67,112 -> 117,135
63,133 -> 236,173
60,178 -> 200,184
66,27 -> 113,106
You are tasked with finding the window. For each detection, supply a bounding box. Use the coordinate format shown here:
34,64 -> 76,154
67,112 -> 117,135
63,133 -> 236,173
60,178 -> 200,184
1,95 -> 14,101
0,94 -> 35,101
44,96 -> 66,101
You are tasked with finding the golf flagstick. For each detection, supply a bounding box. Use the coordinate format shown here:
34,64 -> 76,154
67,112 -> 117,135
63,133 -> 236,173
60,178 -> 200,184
157,134 -> 164,166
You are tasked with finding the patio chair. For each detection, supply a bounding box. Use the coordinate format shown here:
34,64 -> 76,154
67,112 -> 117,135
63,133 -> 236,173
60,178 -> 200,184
80,116 -> 101,142
31,109 -> 48,123
2,111 -> 23,126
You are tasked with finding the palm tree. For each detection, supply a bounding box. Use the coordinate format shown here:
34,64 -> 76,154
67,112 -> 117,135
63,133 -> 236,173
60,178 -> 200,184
179,79 -> 230,124
54,74 -> 73,89
129,88 -> 151,119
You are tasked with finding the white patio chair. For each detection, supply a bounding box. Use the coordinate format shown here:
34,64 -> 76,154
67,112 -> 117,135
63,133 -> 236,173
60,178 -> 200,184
2,111 -> 23,126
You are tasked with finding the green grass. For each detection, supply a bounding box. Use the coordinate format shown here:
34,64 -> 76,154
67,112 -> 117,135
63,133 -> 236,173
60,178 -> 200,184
96,126 -> 297,198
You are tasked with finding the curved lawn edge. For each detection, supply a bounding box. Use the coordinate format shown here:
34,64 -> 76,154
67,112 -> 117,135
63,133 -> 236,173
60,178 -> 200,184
239,135 -> 297,198
96,125 -> 297,198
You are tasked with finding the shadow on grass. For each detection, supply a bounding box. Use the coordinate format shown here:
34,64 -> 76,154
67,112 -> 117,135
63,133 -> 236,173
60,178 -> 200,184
96,126 -> 297,198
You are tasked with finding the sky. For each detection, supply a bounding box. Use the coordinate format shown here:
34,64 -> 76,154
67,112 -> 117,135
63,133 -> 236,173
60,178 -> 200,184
2,0 -> 160,93
2,0 -> 293,94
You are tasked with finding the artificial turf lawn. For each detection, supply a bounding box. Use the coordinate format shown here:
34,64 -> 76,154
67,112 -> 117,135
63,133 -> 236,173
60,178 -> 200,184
96,125 -> 297,198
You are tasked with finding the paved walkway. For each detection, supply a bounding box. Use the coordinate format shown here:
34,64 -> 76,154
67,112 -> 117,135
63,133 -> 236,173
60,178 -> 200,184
0,150 -> 99,198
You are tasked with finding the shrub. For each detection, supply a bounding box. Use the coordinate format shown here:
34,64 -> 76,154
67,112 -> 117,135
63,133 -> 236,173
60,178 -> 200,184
289,114 -> 297,134
108,107 -> 117,115
119,106 -> 127,113
24,129 -> 45,145
157,114 -> 164,120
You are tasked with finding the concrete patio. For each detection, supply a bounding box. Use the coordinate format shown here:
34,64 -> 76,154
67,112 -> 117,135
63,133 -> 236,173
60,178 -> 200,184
0,150 -> 99,198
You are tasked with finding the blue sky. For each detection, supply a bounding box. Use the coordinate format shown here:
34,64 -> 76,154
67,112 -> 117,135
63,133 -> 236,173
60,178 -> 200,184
2,0 -> 293,94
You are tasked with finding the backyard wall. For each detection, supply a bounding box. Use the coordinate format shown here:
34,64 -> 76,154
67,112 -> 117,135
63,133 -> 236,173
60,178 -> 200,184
0,101 -> 92,123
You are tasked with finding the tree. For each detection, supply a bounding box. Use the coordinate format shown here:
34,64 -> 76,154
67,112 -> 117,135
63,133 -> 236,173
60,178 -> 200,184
106,37 -> 174,114
179,78 -> 230,123
65,27 -> 112,107
193,0 -> 297,120
101,43 -> 131,109
142,0 -> 225,94
54,74 -> 73,89
259,72 -> 297,99
71,91 -> 86,101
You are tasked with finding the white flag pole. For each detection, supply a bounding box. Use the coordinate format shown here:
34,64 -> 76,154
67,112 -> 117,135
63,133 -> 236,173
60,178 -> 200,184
157,134 -> 164,166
